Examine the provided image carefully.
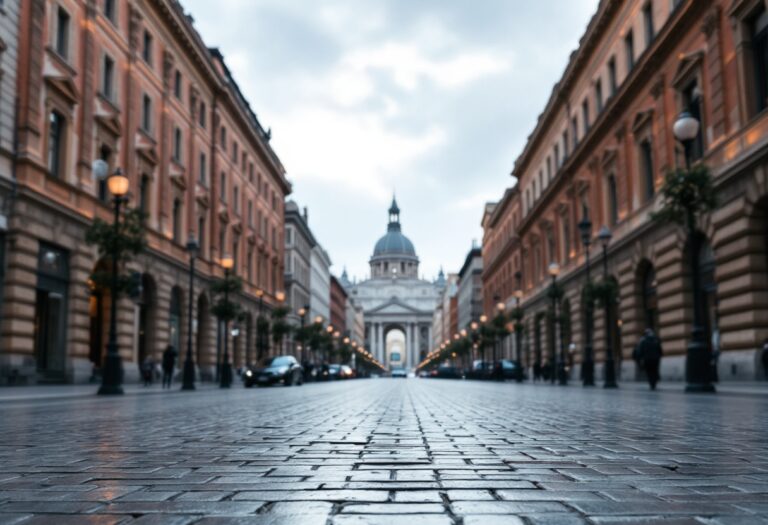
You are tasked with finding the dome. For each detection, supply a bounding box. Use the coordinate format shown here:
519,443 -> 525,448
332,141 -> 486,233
374,231 -> 416,257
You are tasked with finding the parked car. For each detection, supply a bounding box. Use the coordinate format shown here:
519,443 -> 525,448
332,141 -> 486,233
466,360 -> 493,380
391,367 -> 407,378
244,355 -> 303,387
327,364 -> 342,380
499,359 -> 525,380
435,365 -> 462,379
339,365 -> 355,379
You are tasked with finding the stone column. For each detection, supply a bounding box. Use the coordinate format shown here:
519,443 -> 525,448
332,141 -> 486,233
377,322 -> 384,363
404,323 -> 411,368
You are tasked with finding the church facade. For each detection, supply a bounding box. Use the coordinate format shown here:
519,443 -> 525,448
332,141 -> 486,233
343,199 -> 444,370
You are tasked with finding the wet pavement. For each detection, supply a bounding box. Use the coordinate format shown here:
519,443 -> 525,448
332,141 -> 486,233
0,378 -> 767,524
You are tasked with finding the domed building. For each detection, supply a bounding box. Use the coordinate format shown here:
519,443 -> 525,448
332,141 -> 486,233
345,198 -> 444,370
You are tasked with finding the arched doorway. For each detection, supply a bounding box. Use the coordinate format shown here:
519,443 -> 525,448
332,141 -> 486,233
169,286 -> 183,352
196,293 -> 210,381
384,327 -> 405,369
138,274 -> 157,364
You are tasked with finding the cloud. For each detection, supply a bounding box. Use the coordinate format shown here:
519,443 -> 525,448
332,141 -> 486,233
183,0 -> 600,279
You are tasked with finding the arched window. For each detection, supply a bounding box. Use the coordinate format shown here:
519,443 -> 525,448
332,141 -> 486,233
641,265 -> 658,331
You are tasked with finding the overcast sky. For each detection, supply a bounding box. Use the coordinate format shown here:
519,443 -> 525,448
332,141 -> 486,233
184,0 -> 599,282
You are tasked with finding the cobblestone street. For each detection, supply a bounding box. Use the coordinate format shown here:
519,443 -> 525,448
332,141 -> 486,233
1,379 -> 767,524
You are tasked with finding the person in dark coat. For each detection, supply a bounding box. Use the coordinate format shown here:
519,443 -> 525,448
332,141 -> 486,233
161,345 -> 177,389
533,361 -> 542,382
141,357 -> 154,387
634,328 -> 663,390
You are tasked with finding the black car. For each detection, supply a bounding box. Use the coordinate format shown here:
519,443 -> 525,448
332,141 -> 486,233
466,360 -> 494,380
499,359 -> 525,380
435,365 -> 462,379
244,356 -> 303,387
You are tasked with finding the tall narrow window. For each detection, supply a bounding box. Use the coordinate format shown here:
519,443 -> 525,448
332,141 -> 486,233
607,174 -> 618,226
97,144 -> 111,202
538,170 -> 544,194
571,117 -> 579,149
643,2 -> 655,46
248,163 -> 254,183
563,130 -> 569,159
104,0 -> 116,22
173,127 -> 182,162
608,57 -> 618,96
233,185 -> 239,213
174,70 -> 182,99
142,30 -> 153,65
248,200 -> 253,226
56,8 -> 70,59
199,102 -> 206,128
639,139 -> 655,201
139,175 -> 150,217
546,157 -> 552,182
595,79 -> 604,113
751,7 -> 768,114
582,99 -> 590,134
220,172 -> 226,203
554,144 -> 560,169
141,94 -> 152,133
220,127 -> 226,149
232,237 -> 239,273
101,55 -> 115,100
198,216 -> 206,256
232,141 -> 238,162
682,81 -> 705,161
172,198 -> 182,242
625,30 -> 635,71
199,153 -> 207,184
562,217 -> 571,262
48,111 -> 66,179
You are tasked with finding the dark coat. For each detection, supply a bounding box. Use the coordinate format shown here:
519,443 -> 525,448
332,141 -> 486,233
162,347 -> 177,371
635,333 -> 663,362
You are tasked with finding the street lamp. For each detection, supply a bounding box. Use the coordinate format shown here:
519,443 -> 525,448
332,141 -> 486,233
514,270 -> 524,383
494,295 -> 505,376
220,255 -> 234,388
598,226 -> 618,388
298,305 -> 308,366
672,112 -> 714,393
548,262 -> 567,385
97,163 -> 130,396
578,215 -> 595,387
182,236 -> 200,391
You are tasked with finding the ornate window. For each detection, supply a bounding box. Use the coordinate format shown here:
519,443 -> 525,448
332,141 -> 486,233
47,110 -> 66,179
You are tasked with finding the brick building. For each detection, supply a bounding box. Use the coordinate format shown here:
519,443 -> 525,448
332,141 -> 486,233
329,274 -> 347,336
483,0 -> 768,382
0,0 -> 290,384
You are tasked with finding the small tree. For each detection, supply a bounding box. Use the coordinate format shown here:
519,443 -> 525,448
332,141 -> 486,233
651,164 -> 717,229
85,208 -> 147,297
210,274 -> 243,325
271,305 -> 292,354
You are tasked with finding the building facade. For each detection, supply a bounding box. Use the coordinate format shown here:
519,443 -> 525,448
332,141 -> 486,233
309,244 -> 331,324
1,0 -> 290,384
484,0 -> 768,382
457,245 -> 483,331
284,201 -> 314,326
348,199 -> 442,370
329,274 -> 347,335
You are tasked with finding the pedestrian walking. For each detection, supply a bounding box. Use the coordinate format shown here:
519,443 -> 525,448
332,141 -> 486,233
634,328 -> 662,390
141,356 -> 154,387
533,361 -> 542,382
761,339 -> 768,380
162,345 -> 177,389
711,327 -> 721,383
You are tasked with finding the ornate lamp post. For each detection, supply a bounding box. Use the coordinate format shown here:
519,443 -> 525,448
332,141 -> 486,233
479,314 -> 488,377
548,262 -> 567,386
220,255 -> 234,388
97,164 -> 130,396
598,226 -> 618,388
578,215 -> 595,387
673,111 -> 715,393
298,305 -> 308,364
182,236 -> 200,390
494,295 -> 504,367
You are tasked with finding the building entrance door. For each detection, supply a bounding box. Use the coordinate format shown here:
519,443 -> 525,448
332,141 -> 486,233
33,245 -> 69,381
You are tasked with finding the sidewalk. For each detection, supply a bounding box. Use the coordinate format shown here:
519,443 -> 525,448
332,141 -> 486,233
0,381 -> 222,403
617,379 -> 768,397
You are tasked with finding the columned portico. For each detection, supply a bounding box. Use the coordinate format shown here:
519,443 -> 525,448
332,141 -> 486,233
345,199 -> 443,371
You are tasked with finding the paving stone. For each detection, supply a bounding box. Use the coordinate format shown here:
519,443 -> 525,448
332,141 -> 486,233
0,380 -> 765,523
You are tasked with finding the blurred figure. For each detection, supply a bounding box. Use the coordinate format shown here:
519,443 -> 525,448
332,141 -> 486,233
162,345 -> 177,389
761,339 -> 768,380
141,356 -> 154,387
533,361 -> 542,382
634,328 -> 662,390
